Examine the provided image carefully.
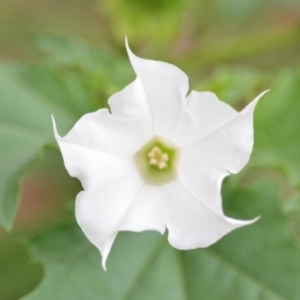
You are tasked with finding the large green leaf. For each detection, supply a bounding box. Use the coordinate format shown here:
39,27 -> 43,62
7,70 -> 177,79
34,36 -> 133,104
0,37 -> 132,230
0,64 -> 86,230
0,242 -> 42,300
22,183 -> 300,300
252,70 -> 300,187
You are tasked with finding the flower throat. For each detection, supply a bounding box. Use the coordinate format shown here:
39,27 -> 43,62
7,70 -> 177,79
135,138 -> 178,185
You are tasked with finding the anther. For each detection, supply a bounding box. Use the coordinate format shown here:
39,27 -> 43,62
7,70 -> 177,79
147,146 -> 169,170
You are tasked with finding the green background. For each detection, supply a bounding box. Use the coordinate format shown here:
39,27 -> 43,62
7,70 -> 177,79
0,0 -> 300,299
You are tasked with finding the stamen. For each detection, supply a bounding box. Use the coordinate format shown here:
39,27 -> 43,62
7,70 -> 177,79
148,146 -> 169,170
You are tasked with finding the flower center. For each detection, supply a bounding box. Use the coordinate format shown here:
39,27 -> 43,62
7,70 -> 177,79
135,138 -> 178,185
148,146 -> 169,170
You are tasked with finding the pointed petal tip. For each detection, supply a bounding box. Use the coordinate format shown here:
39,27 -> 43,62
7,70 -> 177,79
51,115 -> 59,138
252,215 -> 261,223
125,36 -> 131,54
255,89 -> 270,102
237,215 -> 260,228
101,258 -> 107,272
253,89 -> 270,102
51,114 -> 55,126
125,37 -> 141,79
101,248 -> 110,271
242,215 -> 260,226
124,37 -> 143,71
125,36 -> 135,61
242,89 -> 270,113
226,214 -> 260,228
51,115 -> 62,140
99,235 -> 117,272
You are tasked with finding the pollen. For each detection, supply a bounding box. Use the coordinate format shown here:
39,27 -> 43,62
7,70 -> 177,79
148,146 -> 169,170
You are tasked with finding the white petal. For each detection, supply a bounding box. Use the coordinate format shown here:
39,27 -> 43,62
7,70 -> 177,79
180,91 -> 269,175
108,77 -> 152,123
53,118 -> 145,269
177,165 -> 229,214
126,39 -> 189,138
170,91 -> 238,147
120,181 -> 256,250
62,78 -> 153,156
120,184 -> 166,234
165,182 -> 257,250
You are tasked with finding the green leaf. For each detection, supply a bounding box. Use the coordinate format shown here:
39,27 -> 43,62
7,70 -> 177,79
22,183 -> 300,300
99,0 -> 185,44
35,35 -> 133,106
0,37 -> 132,230
252,70 -> 300,186
0,63 -> 91,230
0,242 -> 42,300
195,67 -> 269,107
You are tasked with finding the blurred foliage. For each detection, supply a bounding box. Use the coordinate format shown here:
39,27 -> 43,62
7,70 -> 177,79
99,0 -> 185,44
0,0 -> 300,299
253,71 -> 300,187
0,242 -> 42,300
20,184 -> 300,300
0,38 -> 132,230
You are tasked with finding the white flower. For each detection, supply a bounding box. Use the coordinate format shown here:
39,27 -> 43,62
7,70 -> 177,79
52,39 -> 268,270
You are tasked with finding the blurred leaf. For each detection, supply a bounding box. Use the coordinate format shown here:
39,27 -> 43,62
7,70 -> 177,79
35,35 -> 133,108
215,0 -> 263,23
252,70 -> 300,186
185,24 -> 300,70
282,190 -> 300,248
99,0 -> 185,44
0,62 -> 91,230
0,37 -> 134,230
22,183 -> 300,299
196,68 -> 269,107
0,242 -> 42,300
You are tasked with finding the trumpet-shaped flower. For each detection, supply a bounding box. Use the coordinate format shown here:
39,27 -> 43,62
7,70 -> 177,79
53,40 -> 268,270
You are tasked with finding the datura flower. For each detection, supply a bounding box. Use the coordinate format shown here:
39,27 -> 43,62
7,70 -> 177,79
53,40 -> 268,270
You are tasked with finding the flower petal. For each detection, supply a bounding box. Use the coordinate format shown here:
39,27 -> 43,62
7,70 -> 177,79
108,77 -> 152,123
120,181 -> 256,250
179,91 -> 269,175
126,39 -> 189,138
53,118 -> 144,269
119,184 -> 166,234
165,181 -> 258,250
177,165 -> 228,214
62,78 -> 153,156
170,91 -> 238,147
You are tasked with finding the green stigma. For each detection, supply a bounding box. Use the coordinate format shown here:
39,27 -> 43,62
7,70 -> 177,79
135,138 -> 178,185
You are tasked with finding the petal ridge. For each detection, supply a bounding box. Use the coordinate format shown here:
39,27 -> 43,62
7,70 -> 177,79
165,181 -> 258,250
183,90 -> 269,151
52,115 -> 130,157
125,38 -> 189,138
